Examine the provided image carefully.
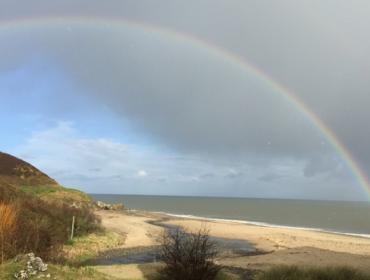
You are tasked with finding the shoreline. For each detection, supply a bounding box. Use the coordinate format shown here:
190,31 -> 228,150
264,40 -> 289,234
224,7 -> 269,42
144,210 -> 370,240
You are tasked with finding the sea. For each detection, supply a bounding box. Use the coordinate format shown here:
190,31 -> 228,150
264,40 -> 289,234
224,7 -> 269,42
91,194 -> 370,238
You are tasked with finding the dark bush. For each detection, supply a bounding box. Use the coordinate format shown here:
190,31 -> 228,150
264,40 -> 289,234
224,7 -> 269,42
159,227 -> 221,280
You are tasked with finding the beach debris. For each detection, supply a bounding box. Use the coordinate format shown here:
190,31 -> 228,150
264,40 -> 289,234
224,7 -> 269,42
14,253 -> 49,279
95,200 -> 124,211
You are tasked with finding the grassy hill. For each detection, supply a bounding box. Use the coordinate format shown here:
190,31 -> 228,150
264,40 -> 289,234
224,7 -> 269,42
0,152 -> 57,187
0,152 -> 91,205
0,152 -> 100,262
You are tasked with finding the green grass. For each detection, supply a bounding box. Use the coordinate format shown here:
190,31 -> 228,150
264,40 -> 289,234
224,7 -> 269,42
0,261 -> 244,280
62,187 -> 92,200
20,184 -> 58,196
0,229 -> 124,279
0,260 -> 115,280
20,184 -> 92,203
63,230 -> 125,265
256,266 -> 370,280
0,260 -> 23,280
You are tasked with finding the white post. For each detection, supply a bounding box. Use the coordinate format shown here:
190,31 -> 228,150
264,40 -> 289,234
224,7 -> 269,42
70,216 -> 75,240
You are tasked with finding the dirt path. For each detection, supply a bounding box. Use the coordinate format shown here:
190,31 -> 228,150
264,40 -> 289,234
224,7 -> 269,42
96,210 -> 163,248
93,211 -> 163,279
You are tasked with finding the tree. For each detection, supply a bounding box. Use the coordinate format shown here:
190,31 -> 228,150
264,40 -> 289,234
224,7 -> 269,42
159,227 -> 221,280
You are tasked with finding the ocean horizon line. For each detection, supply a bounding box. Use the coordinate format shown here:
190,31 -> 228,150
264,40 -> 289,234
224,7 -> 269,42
89,193 -> 370,204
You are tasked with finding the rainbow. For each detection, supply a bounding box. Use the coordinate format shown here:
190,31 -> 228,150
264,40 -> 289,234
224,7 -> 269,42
1,16 -> 368,197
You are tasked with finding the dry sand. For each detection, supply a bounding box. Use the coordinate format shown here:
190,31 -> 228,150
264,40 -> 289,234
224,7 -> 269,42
163,218 -> 370,271
163,218 -> 370,255
96,210 -> 370,276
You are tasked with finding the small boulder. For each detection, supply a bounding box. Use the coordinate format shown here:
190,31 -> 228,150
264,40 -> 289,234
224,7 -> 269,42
96,200 -> 124,211
14,253 -> 49,279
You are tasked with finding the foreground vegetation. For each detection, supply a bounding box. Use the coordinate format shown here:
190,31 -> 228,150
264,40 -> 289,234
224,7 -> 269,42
256,266 -> 370,280
159,227 -> 221,280
0,259 -> 114,280
0,184 -> 100,262
0,152 -> 101,264
62,230 -> 125,265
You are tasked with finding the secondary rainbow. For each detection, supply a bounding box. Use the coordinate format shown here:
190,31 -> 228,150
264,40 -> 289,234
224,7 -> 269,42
1,16 -> 368,197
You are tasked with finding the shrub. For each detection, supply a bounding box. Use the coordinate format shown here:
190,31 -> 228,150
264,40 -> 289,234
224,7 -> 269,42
159,227 -> 221,280
0,184 -> 101,261
256,266 -> 370,280
0,203 -> 18,263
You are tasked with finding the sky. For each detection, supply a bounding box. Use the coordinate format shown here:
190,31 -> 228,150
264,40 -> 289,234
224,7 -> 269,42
0,0 -> 370,200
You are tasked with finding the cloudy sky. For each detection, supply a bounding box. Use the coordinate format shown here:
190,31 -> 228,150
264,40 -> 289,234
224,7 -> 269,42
1,0 -> 370,200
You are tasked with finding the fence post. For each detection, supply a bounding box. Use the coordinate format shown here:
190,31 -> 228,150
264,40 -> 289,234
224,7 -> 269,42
70,216 -> 75,240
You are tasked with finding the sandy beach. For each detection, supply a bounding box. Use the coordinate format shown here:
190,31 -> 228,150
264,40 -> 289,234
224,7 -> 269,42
95,209 -> 370,275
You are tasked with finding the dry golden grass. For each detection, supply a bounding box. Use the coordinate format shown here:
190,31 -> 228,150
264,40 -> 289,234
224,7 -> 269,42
0,203 -> 17,264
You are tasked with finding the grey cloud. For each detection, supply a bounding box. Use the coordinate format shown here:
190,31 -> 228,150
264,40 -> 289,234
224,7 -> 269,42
199,173 -> 215,180
303,155 -> 342,178
89,168 -> 102,172
11,122 -> 362,200
157,177 -> 168,183
0,24 -> 325,160
2,0 -> 370,193
225,169 -> 244,179
259,173 -> 284,182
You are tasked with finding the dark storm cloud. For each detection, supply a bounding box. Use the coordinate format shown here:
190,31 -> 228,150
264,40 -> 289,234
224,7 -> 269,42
1,0 -> 370,177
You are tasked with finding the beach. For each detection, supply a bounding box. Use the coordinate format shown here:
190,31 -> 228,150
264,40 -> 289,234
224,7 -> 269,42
95,209 -> 370,277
